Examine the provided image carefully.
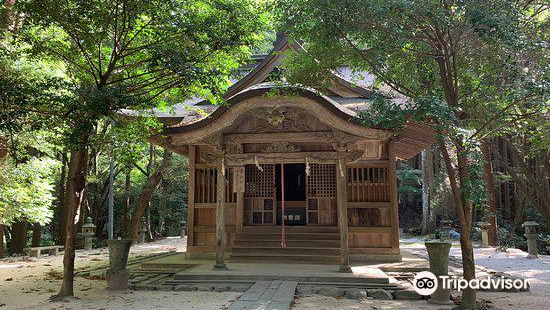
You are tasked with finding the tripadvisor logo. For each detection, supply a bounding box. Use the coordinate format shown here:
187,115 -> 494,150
413,271 -> 438,296
413,271 -> 529,296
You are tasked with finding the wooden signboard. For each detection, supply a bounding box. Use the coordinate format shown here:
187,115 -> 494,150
232,166 -> 245,193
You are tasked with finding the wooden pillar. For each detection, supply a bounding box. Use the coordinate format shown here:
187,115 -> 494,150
214,156 -> 227,269
388,141 -> 400,250
234,166 -> 245,234
336,151 -> 351,272
187,146 -> 196,249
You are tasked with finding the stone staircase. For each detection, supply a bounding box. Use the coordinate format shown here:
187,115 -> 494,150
230,226 -> 341,264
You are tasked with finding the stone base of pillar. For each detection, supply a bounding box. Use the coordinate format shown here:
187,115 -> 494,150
213,262 -> 227,270
339,264 -> 352,273
106,268 -> 130,291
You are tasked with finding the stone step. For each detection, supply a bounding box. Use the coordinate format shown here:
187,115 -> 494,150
232,246 -> 341,256
172,272 -> 390,284
230,253 -> 341,264
164,279 -> 401,290
233,240 -> 341,248
235,233 -> 340,241
243,226 -> 339,233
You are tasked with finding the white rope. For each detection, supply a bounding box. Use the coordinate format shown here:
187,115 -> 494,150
338,158 -> 345,177
254,156 -> 263,171
305,157 -> 310,177
221,157 -> 225,176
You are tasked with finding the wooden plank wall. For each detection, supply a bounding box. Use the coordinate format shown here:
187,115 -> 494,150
189,146 -> 237,252
346,160 -> 398,254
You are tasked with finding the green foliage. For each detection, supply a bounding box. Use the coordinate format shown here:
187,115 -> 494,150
397,161 -> 421,196
6,0 -> 267,151
275,0 -> 548,140
0,157 -> 57,225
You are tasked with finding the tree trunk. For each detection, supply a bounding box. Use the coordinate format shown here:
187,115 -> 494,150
9,220 -> 27,255
146,211 -> 153,240
438,139 -> 476,309
157,178 -> 170,238
56,149 -> 87,299
128,151 -> 172,242
31,223 -> 42,247
481,140 -> 498,246
0,136 -> 6,258
124,166 -> 131,235
56,153 -> 68,244
146,145 -> 155,240
0,224 -> 4,258
421,148 -> 434,234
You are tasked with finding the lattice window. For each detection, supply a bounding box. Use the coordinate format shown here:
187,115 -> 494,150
244,164 -> 275,225
347,166 -> 390,202
194,168 -> 236,203
244,164 -> 275,198
306,164 -> 336,225
306,163 -> 336,198
195,168 -> 216,203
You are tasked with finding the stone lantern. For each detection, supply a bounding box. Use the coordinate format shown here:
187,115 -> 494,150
477,221 -> 491,247
179,219 -> 187,238
522,219 -> 540,259
79,217 -> 96,250
441,220 -> 452,241
138,222 -> 148,244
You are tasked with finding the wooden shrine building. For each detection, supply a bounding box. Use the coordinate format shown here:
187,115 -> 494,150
151,36 -> 434,269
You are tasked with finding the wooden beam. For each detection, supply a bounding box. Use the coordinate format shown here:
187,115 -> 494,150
236,192 -> 244,234
193,225 -> 236,233
224,131 -> 361,144
224,151 -> 362,166
349,226 -> 393,233
336,151 -> 351,272
349,247 -> 400,255
232,165 -> 244,234
388,140 -> 400,250
187,146 -> 196,249
214,156 -> 227,270
347,202 -> 391,208
195,202 -> 236,209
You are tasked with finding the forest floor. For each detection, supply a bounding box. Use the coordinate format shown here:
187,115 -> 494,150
0,237 -> 548,310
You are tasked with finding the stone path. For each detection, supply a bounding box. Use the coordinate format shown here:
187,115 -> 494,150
229,280 -> 298,310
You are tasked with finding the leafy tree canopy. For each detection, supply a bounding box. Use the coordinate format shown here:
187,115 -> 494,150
0,156 -> 57,226
276,0 -> 548,141
10,0 -> 266,147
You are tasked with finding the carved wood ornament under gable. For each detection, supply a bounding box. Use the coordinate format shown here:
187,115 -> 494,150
201,133 -> 224,151
201,153 -> 216,164
251,107 -> 312,133
261,141 -> 301,153
331,129 -> 359,145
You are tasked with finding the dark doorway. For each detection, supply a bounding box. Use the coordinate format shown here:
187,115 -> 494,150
275,163 -> 306,201
275,163 -> 307,225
